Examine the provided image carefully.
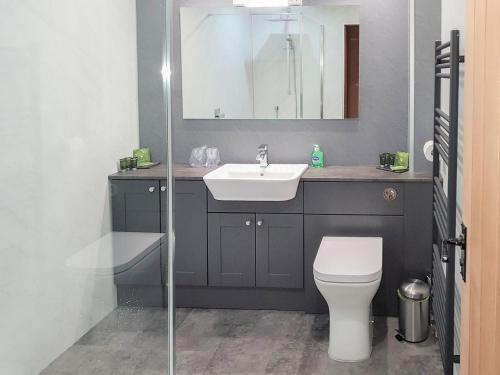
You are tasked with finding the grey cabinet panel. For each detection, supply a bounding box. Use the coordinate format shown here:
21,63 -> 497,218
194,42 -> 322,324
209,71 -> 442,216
160,179 -> 168,233
304,182 -> 404,215
404,182 -> 432,278
176,286 -> 304,310
208,213 -> 256,287
256,214 -> 303,289
208,183 -> 304,214
111,180 -> 161,232
304,214 -> 404,316
175,181 -> 208,286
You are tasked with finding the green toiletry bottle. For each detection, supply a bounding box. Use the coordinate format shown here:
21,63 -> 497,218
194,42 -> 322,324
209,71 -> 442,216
311,144 -> 324,168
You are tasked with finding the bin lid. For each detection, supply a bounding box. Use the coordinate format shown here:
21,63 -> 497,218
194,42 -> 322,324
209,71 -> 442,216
399,279 -> 430,300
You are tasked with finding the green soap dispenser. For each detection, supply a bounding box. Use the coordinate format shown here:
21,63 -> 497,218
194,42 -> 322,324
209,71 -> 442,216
311,144 -> 324,168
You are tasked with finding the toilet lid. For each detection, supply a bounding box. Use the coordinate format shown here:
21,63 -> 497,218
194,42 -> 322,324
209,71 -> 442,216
313,237 -> 383,283
65,232 -> 165,275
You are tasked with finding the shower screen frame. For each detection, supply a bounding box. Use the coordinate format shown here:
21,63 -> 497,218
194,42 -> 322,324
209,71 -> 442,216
162,0 -> 175,374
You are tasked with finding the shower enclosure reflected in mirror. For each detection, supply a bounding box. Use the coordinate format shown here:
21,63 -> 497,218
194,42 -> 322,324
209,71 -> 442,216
180,5 -> 360,120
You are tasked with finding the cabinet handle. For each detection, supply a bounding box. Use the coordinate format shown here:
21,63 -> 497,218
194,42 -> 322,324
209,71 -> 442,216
149,187 -> 156,193
257,220 -> 263,227
383,187 -> 397,201
161,186 -> 167,192
245,220 -> 252,227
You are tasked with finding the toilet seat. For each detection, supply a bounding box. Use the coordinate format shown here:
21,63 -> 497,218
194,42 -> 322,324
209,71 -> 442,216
313,237 -> 383,283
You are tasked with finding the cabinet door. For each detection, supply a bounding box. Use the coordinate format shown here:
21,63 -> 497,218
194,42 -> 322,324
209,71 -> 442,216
304,215 -> 404,316
175,181 -> 208,286
111,180 -> 161,232
256,214 -> 303,289
208,213 -> 255,287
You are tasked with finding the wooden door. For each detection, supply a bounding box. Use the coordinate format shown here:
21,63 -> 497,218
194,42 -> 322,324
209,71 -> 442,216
344,25 -> 359,118
460,0 -> 500,373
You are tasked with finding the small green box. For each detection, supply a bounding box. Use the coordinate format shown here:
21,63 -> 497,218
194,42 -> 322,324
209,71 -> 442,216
395,151 -> 409,168
133,148 -> 152,167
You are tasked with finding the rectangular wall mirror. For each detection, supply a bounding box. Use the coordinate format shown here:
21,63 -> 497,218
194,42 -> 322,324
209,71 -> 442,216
180,5 -> 360,120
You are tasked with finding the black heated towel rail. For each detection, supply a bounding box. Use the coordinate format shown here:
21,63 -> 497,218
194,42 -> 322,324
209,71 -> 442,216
432,29 -> 464,375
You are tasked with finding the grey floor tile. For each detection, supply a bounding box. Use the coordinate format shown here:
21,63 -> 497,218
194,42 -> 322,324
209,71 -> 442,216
132,347 -> 169,373
176,308 -> 193,328
132,331 -> 168,353
263,337 -> 307,375
76,329 -> 139,348
43,307 -> 443,375
143,308 -> 169,333
42,307 -> 169,375
176,350 -> 216,375
40,345 -> 94,375
95,307 -> 158,333
42,345 -> 144,375
204,335 -> 275,375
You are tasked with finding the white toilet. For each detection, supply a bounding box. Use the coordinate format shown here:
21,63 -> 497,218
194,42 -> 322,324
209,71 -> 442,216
313,236 -> 383,362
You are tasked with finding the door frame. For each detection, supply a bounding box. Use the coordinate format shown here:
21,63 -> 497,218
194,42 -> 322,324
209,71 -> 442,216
344,24 -> 359,118
460,0 -> 500,373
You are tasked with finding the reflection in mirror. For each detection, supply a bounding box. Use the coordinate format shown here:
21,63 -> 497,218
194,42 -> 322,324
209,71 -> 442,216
180,5 -> 359,120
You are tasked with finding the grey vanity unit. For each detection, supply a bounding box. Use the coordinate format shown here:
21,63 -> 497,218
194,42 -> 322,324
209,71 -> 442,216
109,165 -> 432,316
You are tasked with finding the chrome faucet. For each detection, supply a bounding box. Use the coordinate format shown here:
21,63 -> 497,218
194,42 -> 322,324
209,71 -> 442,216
256,144 -> 269,168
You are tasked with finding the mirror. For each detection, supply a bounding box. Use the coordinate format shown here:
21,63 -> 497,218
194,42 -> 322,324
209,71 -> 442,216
180,5 -> 360,120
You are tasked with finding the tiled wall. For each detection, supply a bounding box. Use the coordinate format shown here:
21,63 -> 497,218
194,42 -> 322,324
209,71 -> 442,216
0,1 -> 139,372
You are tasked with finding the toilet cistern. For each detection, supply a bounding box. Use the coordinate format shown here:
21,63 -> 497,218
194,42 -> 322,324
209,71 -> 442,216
256,144 -> 269,170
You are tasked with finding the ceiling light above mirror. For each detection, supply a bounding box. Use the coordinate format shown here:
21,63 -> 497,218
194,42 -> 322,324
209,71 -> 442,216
233,0 -> 302,8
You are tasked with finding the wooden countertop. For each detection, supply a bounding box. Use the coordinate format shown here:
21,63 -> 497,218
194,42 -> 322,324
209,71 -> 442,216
301,165 -> 431,182
109,164 -> 432,182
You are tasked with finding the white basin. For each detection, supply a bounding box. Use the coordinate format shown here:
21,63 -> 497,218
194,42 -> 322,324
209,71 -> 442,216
203,164 -> 308,201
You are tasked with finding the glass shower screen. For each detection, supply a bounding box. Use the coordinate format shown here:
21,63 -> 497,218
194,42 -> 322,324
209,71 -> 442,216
0,0 -> 174,374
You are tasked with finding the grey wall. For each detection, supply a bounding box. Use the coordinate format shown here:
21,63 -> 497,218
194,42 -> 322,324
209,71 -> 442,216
414,0 -> 441,172
136,0 -> 441,170
137,0 -> 167,163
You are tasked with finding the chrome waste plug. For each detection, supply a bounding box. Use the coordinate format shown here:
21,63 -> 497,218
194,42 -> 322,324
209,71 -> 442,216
396,279 -> 430,343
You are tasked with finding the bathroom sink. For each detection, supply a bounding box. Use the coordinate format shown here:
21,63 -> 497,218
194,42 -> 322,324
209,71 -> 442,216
203,164 -> 308,201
